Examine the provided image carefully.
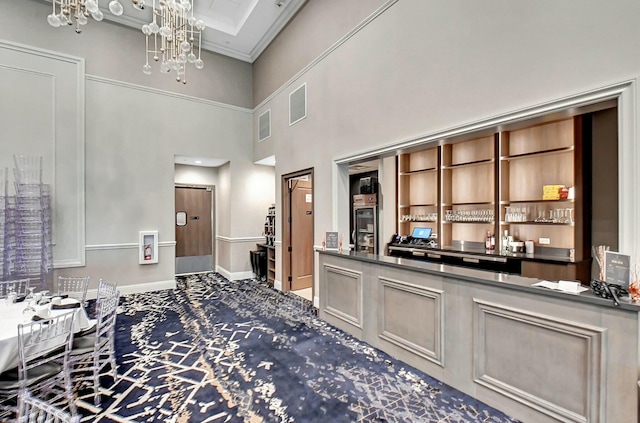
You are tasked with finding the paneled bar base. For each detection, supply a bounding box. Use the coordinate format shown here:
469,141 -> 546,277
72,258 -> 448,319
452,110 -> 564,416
319,250 -> 639,423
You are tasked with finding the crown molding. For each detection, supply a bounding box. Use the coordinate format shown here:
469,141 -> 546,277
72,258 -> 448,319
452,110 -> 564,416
85,74 -> 252,113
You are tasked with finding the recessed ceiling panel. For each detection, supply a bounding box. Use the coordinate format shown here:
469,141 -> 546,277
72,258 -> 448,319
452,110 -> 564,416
195,0 -> 259,35
106,0 -> 307,62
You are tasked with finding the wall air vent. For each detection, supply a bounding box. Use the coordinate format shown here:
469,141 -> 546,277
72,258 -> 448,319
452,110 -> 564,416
259,109 -> 271,141
289,83 -> 307,126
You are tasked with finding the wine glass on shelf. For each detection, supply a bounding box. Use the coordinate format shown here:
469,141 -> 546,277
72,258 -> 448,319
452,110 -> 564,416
558,208 -> 567,224
564,208 -> 573,224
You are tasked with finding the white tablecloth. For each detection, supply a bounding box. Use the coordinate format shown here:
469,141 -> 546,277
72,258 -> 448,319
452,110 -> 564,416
0,298 -> 92,374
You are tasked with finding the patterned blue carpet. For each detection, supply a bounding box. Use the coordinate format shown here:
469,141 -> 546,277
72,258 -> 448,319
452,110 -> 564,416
78,273 -> 521,422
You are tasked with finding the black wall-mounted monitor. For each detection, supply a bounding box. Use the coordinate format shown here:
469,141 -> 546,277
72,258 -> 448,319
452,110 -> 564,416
411,227 -> 432,239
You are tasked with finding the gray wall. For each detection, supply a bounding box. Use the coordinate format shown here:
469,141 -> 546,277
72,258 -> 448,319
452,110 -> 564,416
254,0 -> 640,294
0,1 -> 274,292
5,0 -> 253,108
252,0 -> 388,106
174,164 -> 220,187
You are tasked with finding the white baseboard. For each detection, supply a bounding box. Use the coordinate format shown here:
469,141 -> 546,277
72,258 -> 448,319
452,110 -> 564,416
86,279 -> 176,299
313,295 -> 319,308
215,265 -> 255,281
273,279 -> 282,291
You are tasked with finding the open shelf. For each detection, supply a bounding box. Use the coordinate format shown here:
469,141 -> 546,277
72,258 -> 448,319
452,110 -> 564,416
500,145 -> 574,161
501,221 -> 574,226
442,158 -> 494,169
399,167 -> 437,176
443,221 -> 495,225
501,198 -> 575,204
450,201 -> 495,206
396,117 -> 585,260
398,203 -> 438,208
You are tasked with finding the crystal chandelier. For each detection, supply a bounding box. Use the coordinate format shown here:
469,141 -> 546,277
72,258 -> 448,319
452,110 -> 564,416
46,0 -> 134,33
141,0 -> 206,84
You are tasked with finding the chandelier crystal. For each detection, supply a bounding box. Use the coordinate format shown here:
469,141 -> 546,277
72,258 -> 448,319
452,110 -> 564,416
142,0 -> 206,84
47,0 -> 123,33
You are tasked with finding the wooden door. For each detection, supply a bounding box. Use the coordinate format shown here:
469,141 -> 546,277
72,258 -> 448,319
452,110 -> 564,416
175,187 -> 212,272
290,179 -> 313,290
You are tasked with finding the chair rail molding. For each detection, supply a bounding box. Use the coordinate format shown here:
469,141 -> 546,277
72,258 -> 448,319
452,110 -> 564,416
85,241 -> 176,251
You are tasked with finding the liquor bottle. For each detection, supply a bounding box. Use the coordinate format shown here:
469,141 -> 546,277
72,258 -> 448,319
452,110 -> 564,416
485,231 -> 492,250
502,230 -> 510,254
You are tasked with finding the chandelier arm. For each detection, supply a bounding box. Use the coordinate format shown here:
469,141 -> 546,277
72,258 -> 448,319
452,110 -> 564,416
138,0 -> 204,82
145,35 -> 149,65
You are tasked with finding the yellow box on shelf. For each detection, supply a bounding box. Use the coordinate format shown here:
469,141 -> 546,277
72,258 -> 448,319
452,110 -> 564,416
542,184 -> 565,200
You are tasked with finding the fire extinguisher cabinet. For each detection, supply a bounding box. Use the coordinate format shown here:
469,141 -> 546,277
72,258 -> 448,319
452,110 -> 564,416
139,230 -> 159,264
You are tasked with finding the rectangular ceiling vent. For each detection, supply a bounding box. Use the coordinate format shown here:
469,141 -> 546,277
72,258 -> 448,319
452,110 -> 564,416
289,83 -> 307,126
259,109 -> 271,141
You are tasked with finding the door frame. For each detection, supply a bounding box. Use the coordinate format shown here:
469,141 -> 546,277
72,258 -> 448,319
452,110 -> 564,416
174,183 -> 216,274
281,168 -> 314,293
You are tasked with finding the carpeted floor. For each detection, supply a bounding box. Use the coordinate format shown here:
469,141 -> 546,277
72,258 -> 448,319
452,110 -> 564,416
77,273 -> 521,422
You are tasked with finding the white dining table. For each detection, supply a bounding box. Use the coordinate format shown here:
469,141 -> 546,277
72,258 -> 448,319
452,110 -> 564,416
0,298 -> 93,374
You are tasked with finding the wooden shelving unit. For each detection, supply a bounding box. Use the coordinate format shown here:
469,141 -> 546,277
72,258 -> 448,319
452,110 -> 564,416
264,205 -> 275,246
260,204 -> 276,286
440,135 -> 496,249
397,147 -> 439,237
266,246 -> 275,285
499,118 -> 582,253
395,117 -> 589,280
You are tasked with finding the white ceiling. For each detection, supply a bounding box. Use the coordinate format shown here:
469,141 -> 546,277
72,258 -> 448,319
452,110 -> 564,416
107,0 -> 306,63
175,155 -> 229,167
349,160 -> 379,175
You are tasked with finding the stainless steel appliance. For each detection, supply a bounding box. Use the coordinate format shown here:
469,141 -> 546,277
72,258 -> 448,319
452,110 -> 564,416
354,205 -> 378,254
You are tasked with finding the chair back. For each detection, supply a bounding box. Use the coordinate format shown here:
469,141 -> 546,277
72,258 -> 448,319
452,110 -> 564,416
17,311 -> 75,386
13,155 -> 43,185
96,290 -> 120,340
57,276 -> 89,303
0,278 -> 30,298
18,391 -> 80,423
97,279 -> 117,301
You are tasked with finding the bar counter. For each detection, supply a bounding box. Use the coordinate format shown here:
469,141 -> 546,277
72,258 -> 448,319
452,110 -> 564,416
318,250 -> 639,423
